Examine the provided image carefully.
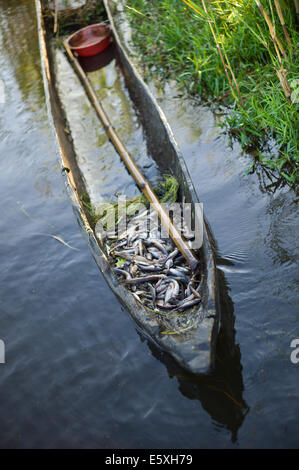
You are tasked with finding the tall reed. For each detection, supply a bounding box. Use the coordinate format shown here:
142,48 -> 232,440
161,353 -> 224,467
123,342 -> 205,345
126,0 -> 299,188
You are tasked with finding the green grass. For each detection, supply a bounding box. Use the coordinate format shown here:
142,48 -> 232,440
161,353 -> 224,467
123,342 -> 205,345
125,0 -> 298,189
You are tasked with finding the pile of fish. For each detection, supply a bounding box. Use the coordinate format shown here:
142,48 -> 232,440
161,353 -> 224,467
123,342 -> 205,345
105,207 -> 202,313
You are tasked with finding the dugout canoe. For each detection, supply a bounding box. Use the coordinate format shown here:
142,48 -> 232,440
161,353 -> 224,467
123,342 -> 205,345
35,0 -> 220,375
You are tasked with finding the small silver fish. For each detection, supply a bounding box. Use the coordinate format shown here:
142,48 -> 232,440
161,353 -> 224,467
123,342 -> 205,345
164,282 -> 175,304
165,258 -> 173,269
164,278 -> 180,303
112,240 -> 127,250
175,266 -> 190,274
124,274 -> 167,285
137,264 -> 162,273
138,239 -> 144,256
166,248 -> 179,261
132,292 -> 142,303
113,268 -> 132,280
114,252 -> 153,265
176,298 -> 201,311
185,281 -> 192,297
145,239 -> 168,256
171,279 -> 180,297
167,269 -> 189,283
148,283 -> 156,307
129,264 -> 138,277
190,286 -> 201,299
147,248 -> 161,260
155,300 -> 176,310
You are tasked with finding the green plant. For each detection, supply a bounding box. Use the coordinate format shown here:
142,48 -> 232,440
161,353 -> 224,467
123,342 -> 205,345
126,0 -> 298,189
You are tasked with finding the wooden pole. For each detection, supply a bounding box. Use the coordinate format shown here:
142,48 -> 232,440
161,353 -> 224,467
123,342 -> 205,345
182,0 -> 242,103
54,0 -> 58,34
255,0 -> 288,61
200,0 -> 242,103
274,0 -> 293,50
63,40 -> 199,271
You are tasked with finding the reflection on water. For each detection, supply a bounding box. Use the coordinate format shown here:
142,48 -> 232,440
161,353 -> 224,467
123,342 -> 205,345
0,0 -> 44,109
141,246 -> 248,443
265,192 -> 298,267
78,43 -> 115,73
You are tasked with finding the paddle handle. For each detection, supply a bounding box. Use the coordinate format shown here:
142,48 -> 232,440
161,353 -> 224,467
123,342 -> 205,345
63,41 -> 199,271
53,0 -> 58,34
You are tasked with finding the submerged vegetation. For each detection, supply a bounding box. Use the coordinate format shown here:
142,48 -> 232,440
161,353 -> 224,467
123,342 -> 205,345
126,0 -> 298,190
81,175 -> 180,229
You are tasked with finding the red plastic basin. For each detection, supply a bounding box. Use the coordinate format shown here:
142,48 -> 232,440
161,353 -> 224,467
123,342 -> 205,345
67,23 -> 111,57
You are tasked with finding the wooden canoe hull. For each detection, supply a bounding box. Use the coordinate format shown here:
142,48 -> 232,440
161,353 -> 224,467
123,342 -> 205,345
35,0 -> 220,375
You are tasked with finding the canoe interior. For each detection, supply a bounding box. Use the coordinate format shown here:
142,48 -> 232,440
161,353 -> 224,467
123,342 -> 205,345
36,0 -> 220,375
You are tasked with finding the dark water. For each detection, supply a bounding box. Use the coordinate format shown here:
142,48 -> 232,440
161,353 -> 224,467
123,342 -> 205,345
0,0 -> 298,449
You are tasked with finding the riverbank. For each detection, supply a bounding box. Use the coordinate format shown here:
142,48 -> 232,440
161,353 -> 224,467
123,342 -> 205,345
126,0 -> 298,190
